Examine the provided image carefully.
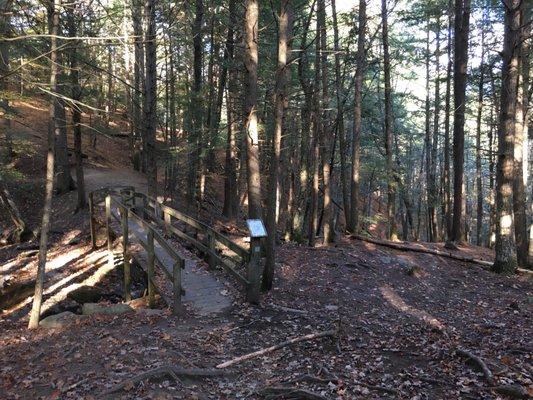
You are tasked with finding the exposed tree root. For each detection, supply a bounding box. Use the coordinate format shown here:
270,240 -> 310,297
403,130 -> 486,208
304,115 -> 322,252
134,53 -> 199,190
216,329 -> 337,369
351,234 -> 493,268
101,366 -> 230,395
456,348 -> 494,385
493,384 -> 530,399
259,386 -> 331,400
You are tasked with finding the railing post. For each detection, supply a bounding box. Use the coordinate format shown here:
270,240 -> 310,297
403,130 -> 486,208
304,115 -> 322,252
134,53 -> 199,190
105,195 -> 113,267
246,237 -> 261,303
121,206 -> 131,302
207,231 -> 216,269
164,211 -> 171,237
142,194 -> 148,219
89,192 -> 96,249
147,229 -> 155,308
173,260 -> 183,315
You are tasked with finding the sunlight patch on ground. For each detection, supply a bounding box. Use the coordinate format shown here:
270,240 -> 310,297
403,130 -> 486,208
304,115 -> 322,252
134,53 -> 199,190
380,284 -> 444,330
41,250 -> 116,314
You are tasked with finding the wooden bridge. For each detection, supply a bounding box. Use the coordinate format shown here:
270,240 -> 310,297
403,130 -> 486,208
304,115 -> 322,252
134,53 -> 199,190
88,187 -> 262,315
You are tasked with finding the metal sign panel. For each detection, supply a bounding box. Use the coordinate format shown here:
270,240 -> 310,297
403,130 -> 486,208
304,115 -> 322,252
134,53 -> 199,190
246,219 -> 267,238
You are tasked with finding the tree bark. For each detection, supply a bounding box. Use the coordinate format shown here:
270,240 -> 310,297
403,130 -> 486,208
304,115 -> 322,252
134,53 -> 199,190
451,0 -> 471,243
263,0 -> 292,291
493,0 -> 521,274
243,0 -> 261,219
28,0 -> 59,329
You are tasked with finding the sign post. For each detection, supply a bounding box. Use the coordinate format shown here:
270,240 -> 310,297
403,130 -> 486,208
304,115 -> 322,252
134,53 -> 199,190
246,219 -> 266,303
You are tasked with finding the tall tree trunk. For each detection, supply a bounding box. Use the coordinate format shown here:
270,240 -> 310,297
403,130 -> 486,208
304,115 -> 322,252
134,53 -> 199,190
67,5 -> 85,210
493,0 -> 521,274
443,0 -> 453,241
331,0 -> 348,230
28,0 -> 60,329
349,0 -> 366,233
488,67 -> 498,247
308,0 -> 322,246
143,0 -> 157,197
381,0 -> 397,240
295,1 -> 315,238
424,19 -> 433,241
318,0 -> 332,244
451,0 -> 471,243
222,0 -> 238,218
188,0 -> 204,204
0,0 -> 13,161
105,41 -> 113,128
475,15 -> 486,246
263,0 -> 292,291
131,0 -> 144,152
430,17 -> 441,242
513,7 -> 528,267
243,0 -> 261,219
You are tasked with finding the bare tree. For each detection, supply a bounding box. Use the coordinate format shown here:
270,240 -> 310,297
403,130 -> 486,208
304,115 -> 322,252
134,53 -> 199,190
28,0 -> 60,329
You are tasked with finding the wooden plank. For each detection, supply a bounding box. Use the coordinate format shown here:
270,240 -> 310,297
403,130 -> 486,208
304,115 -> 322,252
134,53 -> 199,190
218,257 -> 249,287
147,230 -> 155,308
126,208 -> 183,264
210,229 -> 249,260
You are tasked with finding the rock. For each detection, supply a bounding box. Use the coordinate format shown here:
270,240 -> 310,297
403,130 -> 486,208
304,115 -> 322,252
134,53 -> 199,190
39,311 -> 82,329
67,286 -> 104,303
82,302 -> 134,316
137,308 -> 165,317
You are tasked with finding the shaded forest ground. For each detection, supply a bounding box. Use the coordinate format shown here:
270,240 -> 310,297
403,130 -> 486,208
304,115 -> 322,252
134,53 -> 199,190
0,99 -> 532,399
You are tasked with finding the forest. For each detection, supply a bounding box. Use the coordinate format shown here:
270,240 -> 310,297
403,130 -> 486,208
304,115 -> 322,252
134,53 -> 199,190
0,0 -> 532,399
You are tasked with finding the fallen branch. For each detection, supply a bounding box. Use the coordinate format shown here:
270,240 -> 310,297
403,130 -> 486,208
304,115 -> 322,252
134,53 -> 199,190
259,386 -> 331,400
102,366 -> 230,395
351,234 -> 493,268
493,384 -> 530,399
267,303 -> 310,315
456,348 -> 494,385
216,329 -> 337,369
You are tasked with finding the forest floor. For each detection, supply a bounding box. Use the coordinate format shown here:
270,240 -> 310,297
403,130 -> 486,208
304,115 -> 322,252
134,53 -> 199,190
0,99 -> 532,399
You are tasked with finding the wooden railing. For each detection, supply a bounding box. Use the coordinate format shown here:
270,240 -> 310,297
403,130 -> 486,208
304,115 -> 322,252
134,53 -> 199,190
89,187 -> 262,307
130,192 -> 260,303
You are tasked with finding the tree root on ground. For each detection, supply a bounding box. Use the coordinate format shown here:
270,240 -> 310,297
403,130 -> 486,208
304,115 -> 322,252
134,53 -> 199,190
456,348 -> 494,384
101,366 -> 230,395
258,386 -> 331,400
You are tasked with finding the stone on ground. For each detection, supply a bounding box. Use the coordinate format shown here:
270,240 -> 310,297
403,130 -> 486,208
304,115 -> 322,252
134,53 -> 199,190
82,302 -> 133,315
39,311 -> 83,329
